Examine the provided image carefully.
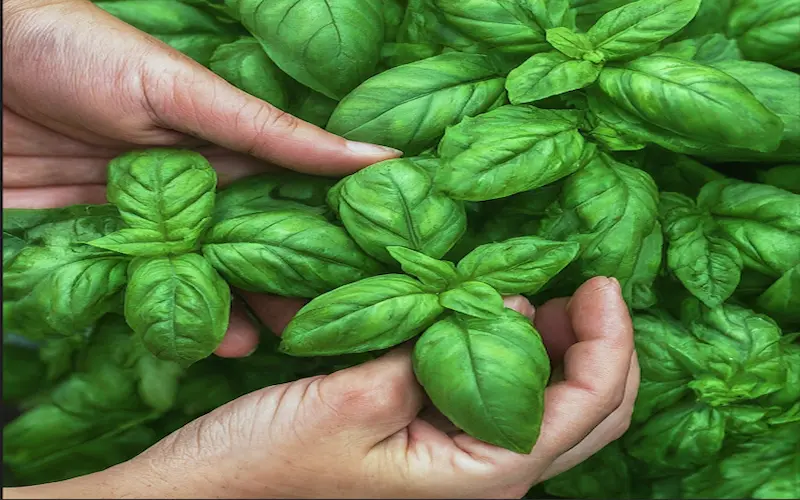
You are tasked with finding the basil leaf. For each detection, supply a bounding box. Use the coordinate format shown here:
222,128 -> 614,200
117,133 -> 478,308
598,56 -> 785,153
506,52 -> 602,104
202,210 -> 381,298
545,27 -> 596,59
625,220 -> 663,310
281,275 -> 444,356
212,171 -> 335,223
386,246 -> 458,290
435,105 -> 592,201
624,402 -> 725,471
538,154 -> 659,303
412,309 -> 550,453
209,37 -> 290,110
660,192 -> 743,308
286,85 -> 339,128
87,228 -> 200,256
456,236 -> 579,295
685,302 -> 786,404
435,0 -> 574,52
758,164 -> 800,194
544,443 -> 632,499
698,179 -> 800,277
327,53 -> 507,155
727,0 -> 800,69
96,149 -> 217,254
757,263 -> 800,328
231,0 -> 384,100
587,0 -> 702,61
332,159 -> 467,263
657,34 -> 743,64
125,254 -> 231,366
438,281 -> 505,319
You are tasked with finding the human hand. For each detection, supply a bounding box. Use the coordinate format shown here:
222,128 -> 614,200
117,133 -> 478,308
2,0 -> 400,358
7,277 -> 636,499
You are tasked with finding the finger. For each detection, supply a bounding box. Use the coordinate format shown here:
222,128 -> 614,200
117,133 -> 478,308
316,345 -> 425,447
239,292 -> 308,336
144,54 -> 402,176
214,301 -> 260,358
503,295 -> 535,322
532,276 -> 634,460
539,351 -> 640,481
533,297 -> 577,361
2,185 -> 107,208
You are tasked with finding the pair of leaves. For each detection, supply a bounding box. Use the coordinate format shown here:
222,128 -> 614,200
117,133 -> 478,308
280,236 -> 578,356
89,149 -> 217,257
661,179 -> 800,308
506,0 -> 702,104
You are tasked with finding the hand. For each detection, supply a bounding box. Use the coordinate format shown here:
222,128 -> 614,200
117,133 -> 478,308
7,277 -> 637,499
2,0 -> 400,358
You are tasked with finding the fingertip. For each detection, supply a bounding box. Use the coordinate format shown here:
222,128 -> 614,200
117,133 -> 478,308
214,304 -> 260,358
503,295 -> 535,321
240,291 -> 308,336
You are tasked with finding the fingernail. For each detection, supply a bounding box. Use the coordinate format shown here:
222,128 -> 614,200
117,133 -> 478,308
609,277 -> 621,290
244,345 -> 258,357
346,140 -> 403,157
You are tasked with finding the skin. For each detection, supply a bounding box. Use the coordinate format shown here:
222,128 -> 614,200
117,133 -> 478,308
3,1 -> 640,498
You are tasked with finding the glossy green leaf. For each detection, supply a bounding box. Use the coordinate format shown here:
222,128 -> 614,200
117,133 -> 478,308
125,254 -> 231,366
727,0 -> 800,69
386,246 -> 458,290
624,402 -> 725,471
209,37 -> 290,110
436,105 -> 592,201
412,309 -> 550,453
506,52 -> 601,104
456,236 -> 580,295
544,442 -> 633,499
327,53 -> 507,155
538,154 -> 659,304
758,164 -> 800,194
757,263 -> 800,327
587,0 -> 702,60
597,56 -> 785,153
332,159 -> 467,263
438,281 -> 504,319
97,149 -> 217,254
660,192 -> 743,307
202,210 -> 382,297
657,33 -> 743,64
545,27 -> 597,59
232,0 -> 385,100
281,275 -> 444,356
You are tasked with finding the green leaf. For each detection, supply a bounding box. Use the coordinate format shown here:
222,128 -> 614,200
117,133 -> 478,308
332,159 -> 467,263
412,309 -> 550,453
456,236 -> 580,295
212,171 -> 335,223
624,402 -> 726,471
597,56 -> 785,153
87,228 -> 201,256
727,0 -> 800,69
685,302 -> 786,405
545,27 -> 597,59
287,85 -> 339,128
636,149 -> 726,197
209,37 -> 290,110
231,0 -> 385,100
438,281 -> 505,319
587,0 -> 702,60
506,52 -> 602,104
386,246 -> 458,290
326,53 -> 507,155
543,442 -> 632,499
101,149 -> 217,252
758,164 -> 800,194
698,179 -> 800,277
202,210 -> 381,297
538,154 -> 660,304
435,105 -> 593,201
657,33 -> 743,64
660,192 -> 743,307
280,275 -> 444,356
757,263 -> 800,328
432,0 -> 556,54
125,254 -> 231,366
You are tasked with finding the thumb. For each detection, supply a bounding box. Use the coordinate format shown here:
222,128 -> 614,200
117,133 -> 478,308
144,49 -> 401,176
313,346 -> 425,448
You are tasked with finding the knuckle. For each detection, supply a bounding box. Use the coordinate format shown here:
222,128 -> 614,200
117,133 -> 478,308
597,385 -> 626,415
